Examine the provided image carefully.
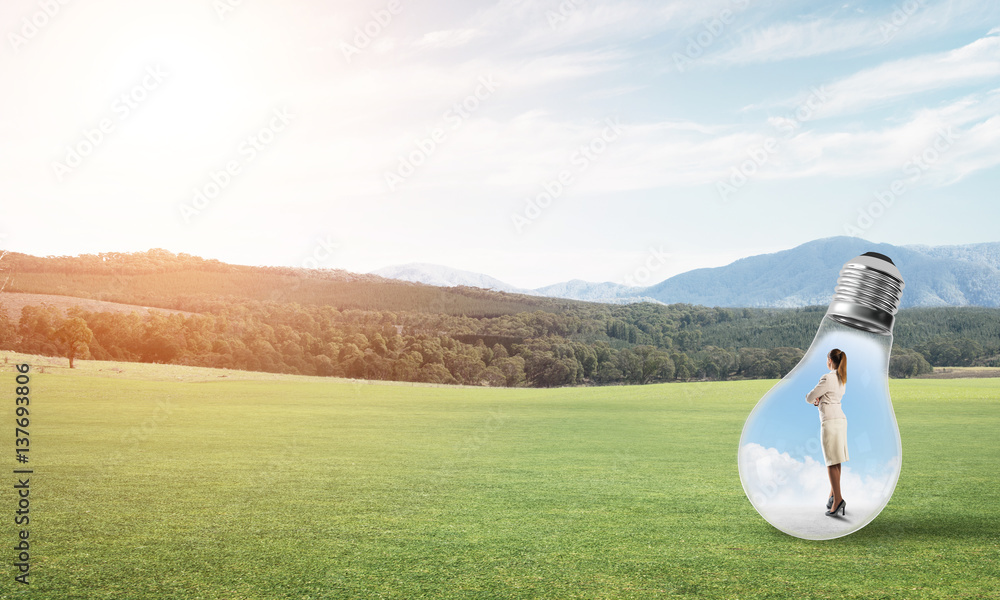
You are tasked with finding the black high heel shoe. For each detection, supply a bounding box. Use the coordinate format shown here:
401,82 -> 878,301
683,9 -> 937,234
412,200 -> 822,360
826,499 -> 846,517
827,495 -> 834,510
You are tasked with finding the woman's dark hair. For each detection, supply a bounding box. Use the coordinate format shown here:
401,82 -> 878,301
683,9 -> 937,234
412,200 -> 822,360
829,348 -> 847,385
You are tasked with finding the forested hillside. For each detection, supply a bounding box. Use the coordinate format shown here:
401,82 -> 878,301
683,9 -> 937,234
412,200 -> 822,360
0,249 -> 570,316
1,249 -> 997,386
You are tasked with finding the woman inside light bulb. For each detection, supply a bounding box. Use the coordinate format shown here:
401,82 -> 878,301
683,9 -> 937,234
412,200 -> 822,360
806,348 -> 849,517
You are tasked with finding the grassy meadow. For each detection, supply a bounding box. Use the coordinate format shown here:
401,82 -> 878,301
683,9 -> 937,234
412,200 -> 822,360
1,352 -> 998,599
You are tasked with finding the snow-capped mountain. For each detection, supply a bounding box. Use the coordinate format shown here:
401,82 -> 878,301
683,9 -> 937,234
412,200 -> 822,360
371,263 -> 541,296
372,238 -> 1000,308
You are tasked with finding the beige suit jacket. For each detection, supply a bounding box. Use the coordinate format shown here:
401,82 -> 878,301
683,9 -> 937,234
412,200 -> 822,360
806,371 -> 846,421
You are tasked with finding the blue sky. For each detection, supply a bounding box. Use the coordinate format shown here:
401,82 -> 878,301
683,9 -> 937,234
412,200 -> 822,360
741,323 -> 898,470
1,0 -> 999,288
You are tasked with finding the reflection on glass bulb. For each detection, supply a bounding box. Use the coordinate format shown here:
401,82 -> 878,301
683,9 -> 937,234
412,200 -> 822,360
738,252 -> 905,540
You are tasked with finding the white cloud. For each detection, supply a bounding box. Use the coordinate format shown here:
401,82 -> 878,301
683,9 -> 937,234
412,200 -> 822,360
705,0 -> 997,66
740,443 -> 899,509
931,112 -> 1000,183
776,34 -> 1000,118
708,17 -> 888,66
452,0 -> 753,57
273,86 -> 1000,200
416,28 -> 483,48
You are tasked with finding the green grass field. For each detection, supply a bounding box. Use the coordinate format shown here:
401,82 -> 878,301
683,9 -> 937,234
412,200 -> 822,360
1,352 -> 998,599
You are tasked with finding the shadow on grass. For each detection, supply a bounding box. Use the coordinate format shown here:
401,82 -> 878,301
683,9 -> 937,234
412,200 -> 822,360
747,509 -> 997,545
843,510 -> 998,543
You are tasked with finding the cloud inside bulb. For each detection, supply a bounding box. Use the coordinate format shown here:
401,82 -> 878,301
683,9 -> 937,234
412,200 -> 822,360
739,443 -> 899,508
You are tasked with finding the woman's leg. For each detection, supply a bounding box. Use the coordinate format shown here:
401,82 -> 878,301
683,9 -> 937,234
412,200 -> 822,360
827,464 -> 843,508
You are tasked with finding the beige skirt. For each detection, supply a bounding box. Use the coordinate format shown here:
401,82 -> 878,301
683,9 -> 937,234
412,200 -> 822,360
821,418 -> 849,466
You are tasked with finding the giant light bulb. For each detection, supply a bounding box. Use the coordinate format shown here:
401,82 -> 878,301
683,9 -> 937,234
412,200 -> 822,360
738,252 -> 905,540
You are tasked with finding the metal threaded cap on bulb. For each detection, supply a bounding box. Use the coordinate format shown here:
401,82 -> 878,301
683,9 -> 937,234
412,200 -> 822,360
826,252 -> 905,334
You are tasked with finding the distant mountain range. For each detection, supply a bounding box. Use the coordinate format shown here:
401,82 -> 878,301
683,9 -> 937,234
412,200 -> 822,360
371,263 -> 542,297
372,237 -> 1000,308
532,280 -> 662,305
371,264 -> 657,304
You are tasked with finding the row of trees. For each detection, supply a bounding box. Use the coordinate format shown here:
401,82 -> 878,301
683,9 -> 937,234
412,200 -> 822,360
1,297 -> 985,386
0,301 -> 797,386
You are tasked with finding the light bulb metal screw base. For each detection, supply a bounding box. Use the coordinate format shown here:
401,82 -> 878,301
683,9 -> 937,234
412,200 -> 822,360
826,252 -> 905,335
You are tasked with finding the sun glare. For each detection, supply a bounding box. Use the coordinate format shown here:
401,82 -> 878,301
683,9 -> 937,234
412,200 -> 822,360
92,17 -> 267,148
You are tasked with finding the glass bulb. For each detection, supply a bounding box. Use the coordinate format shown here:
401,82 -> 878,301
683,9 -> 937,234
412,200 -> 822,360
738,252 -> 905,540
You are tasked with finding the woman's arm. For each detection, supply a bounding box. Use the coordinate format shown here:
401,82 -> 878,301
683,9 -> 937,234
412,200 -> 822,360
806,374 -> 831,405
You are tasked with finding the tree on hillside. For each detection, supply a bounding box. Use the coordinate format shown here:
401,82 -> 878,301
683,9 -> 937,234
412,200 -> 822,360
0,302 -> 18,349
54,317 -> 93,368
18,304 -> 64,356
142,334 -> 181,364
889,347 -> 933,378
525,353 -> 576,387
419,363 -> 457,385
492,355 -> 526,387
0,250 -> 12,293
